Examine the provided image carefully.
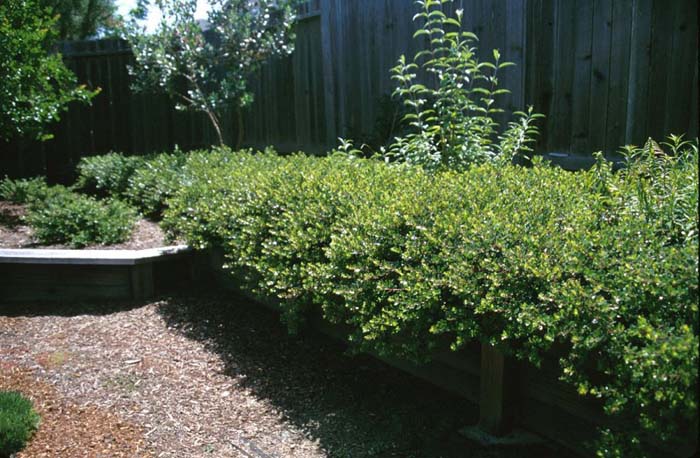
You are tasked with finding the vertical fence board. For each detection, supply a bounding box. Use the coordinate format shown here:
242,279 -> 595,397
587,0 -> 612,153
570,0 -> 594,152
664,0 -> 698,138
550,0 -> 576,151
647,0 -> 674,141
625,0 -> 652,146
604,0 -> 633,153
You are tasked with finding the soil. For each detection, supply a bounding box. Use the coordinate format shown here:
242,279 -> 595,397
0,201 -> 172,250
0,293 -> 569,458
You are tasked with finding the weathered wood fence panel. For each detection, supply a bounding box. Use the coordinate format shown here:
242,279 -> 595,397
1,0 -> 697,179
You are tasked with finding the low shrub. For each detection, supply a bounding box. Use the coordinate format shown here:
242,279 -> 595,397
124,151 -> 188,218
0,391 -> 39,457
164,139 -> 698,456
0,177 -> 50,204
75,152 -> 145,197
26,190 -> 137,247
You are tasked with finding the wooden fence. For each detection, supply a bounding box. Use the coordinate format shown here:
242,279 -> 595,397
1,0 -> 697,180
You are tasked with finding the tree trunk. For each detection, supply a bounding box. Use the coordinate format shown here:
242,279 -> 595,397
205,109 -> 225,147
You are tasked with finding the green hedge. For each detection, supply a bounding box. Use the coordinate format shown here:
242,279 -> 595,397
162,144 -> 698,456
76,151 -> 188,218
75,152 -> 146,197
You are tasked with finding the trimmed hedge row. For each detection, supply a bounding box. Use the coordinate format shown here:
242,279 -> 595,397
161,145 -> 698,456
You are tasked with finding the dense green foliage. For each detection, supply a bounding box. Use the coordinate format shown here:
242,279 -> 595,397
41,0 -> 121,40
384,0 -> 542,170
0,177 -> 51,204
76,152 -> 146,196
24,186 -> 137,247
160,140 -> 698,456
0,0 -> 97,141
0,173 -> 137,247
124,151 -> 187,217
0,391 -> 39,457
124,0 -> 299,146
76,151 -> 187,217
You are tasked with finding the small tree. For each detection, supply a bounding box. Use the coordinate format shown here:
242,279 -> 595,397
0,0 -> 97,142
385,0 -> 542,171
124,0 -> 299,147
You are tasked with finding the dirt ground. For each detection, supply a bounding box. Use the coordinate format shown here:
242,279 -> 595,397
0,294 -> 568,458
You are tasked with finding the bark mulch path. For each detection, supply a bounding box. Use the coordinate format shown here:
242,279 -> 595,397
0,295 -> 566,458
0,200 -> 170,250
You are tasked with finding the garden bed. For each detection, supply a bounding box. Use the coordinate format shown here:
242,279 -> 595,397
201,250 -> 695,458
0,245 -> 191,302
0,200 -> 191,302
0,201 -> 170,250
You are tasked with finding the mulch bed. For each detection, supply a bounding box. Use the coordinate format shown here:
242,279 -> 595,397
0,294 -> 567,457
0,201 -> 170,250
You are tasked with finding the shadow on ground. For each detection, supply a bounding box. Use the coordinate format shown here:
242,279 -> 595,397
0,299 -> 152,317
156,292 -> 571,458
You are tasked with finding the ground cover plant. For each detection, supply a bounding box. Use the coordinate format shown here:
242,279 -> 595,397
0,177 -> 137,248
0,390 -> 39,457
156,137 -> 698,457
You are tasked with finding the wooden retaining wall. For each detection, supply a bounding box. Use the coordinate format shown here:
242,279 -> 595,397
0,246 -> 192,302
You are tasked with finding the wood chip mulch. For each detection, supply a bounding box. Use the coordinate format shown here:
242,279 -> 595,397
0,299 -> 325,458
1,296 -> 563,458
0,364 -> 151,457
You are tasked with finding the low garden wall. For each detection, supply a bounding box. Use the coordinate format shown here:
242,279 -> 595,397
0,246 -> 191,302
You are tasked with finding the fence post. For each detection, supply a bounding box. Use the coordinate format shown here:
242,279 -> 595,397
478,343 -> 516,435
130,263 -> 154,300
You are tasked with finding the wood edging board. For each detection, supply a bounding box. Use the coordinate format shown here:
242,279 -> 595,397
0,245 -> 192,302
0,245 -> 191,265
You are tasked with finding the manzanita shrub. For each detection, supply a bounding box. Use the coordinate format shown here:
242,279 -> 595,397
162,139 -> 698,456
